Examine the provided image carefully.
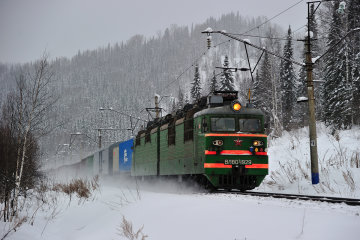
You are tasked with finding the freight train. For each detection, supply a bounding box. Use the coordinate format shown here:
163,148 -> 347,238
66,91 -> 268,191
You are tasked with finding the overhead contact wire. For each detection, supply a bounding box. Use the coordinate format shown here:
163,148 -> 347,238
242,0 -> 305,35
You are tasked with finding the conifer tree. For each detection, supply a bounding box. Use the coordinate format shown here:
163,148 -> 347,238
253,52 -> 272,124
295,52 -> 308,127
191,65 -> 201,101
323,2 -> 352,130
209,70 -> 217,94
280,26 -> 296,131
252,70 -> 261,107
348,0 -> 360,125
184,93 -> 190,105
267,30 -> 283,136
177,87 -> 184,110
170,97 -> 177,113
219,55 -> 235,91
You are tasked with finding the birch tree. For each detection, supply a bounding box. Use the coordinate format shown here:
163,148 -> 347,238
8,55 -> 55,219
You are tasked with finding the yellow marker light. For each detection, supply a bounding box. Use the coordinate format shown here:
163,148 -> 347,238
231,101 -> 242,111
255,148 -> 259,152
253,140 -> 263,146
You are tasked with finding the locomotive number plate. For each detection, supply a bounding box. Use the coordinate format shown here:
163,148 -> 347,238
224,159 -> 252,165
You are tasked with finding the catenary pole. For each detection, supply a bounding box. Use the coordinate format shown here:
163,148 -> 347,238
98,129 -> 102,149
155,95 -> 160,119
301,0 -> 359,184
306,1 -> 319,184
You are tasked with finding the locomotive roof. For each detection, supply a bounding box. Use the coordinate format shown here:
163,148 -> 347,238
194,105 -> 265,118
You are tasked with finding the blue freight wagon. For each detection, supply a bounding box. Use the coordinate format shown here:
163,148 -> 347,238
109,139 -> 133,174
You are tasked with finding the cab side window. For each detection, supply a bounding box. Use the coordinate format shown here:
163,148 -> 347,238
184,118 -> 194,142
145,131 -> 151,143
202,117 -> 208,132
168,123 -> 175,145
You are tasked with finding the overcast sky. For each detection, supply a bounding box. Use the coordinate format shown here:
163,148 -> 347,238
0,0 -> 307,64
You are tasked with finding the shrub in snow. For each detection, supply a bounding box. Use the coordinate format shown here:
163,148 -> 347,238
118,216 -> 148,240
52,176 -> 100,202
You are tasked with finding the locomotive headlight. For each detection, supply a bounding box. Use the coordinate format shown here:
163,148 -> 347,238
253,140 -> 263,146
231,101 -> 242,112
213,140 -> 223,146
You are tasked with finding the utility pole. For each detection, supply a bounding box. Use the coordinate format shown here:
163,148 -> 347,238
145,95 -> 169,121
155,95 -> 160,119
98,129 -> 102,149
95,128 -> 126,148
301,0 -> 357,184
306,1 -> 319,184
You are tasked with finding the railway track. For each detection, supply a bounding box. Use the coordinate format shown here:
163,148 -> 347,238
214,190 -> 360,206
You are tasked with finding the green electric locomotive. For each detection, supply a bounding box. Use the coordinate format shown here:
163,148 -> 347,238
132,91 -> 268,190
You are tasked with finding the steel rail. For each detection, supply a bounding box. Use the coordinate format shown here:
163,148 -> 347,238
213,190 -> 360,206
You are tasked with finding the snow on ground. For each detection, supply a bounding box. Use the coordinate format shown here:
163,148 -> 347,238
2,124 -> 360,240
2,179 -> 360,240
260,123 -> 360,198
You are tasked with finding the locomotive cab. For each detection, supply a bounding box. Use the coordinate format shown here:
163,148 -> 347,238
194,91 -> 268,191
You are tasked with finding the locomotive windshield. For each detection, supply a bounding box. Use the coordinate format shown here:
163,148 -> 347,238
239,118 -> 261,132
211,118 -> 235,132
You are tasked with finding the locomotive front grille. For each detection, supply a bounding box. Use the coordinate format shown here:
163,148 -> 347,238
218,175 -> 257,189
219,175 -> 237,185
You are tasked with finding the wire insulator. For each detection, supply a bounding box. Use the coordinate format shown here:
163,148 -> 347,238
207,36 -> 212,49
